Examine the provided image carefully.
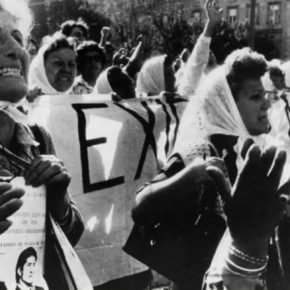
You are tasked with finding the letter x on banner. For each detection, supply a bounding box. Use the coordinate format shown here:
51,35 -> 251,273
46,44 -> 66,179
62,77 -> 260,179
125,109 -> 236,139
30,94 -> 187,286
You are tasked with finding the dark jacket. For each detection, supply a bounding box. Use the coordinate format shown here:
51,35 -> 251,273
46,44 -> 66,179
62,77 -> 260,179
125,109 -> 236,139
0,123 -> 84,290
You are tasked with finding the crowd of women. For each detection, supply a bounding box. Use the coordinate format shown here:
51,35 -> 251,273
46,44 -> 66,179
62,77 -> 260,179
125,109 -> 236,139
1,0 -> 290,289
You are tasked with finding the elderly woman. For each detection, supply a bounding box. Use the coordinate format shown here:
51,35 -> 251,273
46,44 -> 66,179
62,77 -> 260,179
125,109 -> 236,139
130,48 -> 290,290
0,0 -> 84,289
28,33 -> 77,97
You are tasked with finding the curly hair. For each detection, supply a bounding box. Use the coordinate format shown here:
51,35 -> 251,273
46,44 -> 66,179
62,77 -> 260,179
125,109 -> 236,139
76,40 -> 106,71
225,47 -> 268,100
60,18 -> 89,40
43,33 -> 75,62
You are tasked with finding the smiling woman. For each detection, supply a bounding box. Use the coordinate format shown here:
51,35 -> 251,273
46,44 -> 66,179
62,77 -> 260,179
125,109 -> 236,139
0,6 -> 30,103
29,33 -> 77,95
0,0 -> 84,289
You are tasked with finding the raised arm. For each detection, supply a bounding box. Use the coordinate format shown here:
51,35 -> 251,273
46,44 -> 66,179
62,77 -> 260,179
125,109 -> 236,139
177,0 -> 222,97
99,26 -> 111,49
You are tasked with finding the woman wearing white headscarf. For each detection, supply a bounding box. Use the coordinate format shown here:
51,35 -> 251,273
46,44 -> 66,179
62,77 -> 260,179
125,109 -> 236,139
131,48 -> 290,290
28,33 -> 77,98
136,55 -> 167,97
174,47 -> 271,181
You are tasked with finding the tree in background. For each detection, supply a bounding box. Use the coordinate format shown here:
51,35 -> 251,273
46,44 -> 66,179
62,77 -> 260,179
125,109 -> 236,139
102,0 -> 205,58
29,0 -> 111,44
33,0 -> 279,62
210,20 -> 249,64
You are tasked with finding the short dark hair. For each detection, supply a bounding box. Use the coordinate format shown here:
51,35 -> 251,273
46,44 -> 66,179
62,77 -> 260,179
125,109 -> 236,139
43,34 -> 75,62
60,18 -> 89,39
76,40 -> 106,71
225,48 -> 268,100
15,247 -> 37,283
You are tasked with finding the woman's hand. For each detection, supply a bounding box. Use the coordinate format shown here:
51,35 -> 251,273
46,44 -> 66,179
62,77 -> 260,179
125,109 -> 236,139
101,26 -> 111,38
204,0 -> 223,37
0,183 -> 24,235
112,48 -> 129,67
24,155 -> 71,219
207,145 -> 290,257
125,40 -> 144,79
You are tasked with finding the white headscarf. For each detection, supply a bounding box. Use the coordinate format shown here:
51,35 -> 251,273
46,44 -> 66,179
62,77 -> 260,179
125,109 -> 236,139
282,60 -> 290,88
28,44 -> 73,95
92,68 -> 113,94
136,55 -> 166,97
173,65 -> 251,165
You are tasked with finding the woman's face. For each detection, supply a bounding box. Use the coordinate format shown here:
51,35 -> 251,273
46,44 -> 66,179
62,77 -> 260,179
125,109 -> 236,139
70,26 -> 85,43
236,78 -> 271,136
0,11 -> 29,102
80,50 -> 104,85
44,48 -> 77,92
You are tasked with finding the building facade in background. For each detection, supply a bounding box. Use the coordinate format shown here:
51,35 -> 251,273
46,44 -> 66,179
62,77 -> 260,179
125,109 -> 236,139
135,0 -> 290,59
179,0 -> 290,59
210,0 -> 290,59
156,0 -> 290,59
29,0 -> 290,60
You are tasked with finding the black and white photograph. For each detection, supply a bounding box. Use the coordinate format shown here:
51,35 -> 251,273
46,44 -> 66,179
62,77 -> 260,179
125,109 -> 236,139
1,0 -> 290,289
15,247 -> 46,290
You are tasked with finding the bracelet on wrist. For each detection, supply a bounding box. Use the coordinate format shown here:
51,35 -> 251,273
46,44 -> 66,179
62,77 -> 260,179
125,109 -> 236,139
230,244 -> 268,265
225,258 -> 267,278
226,257 -> 267,276
225,245 -> 268,279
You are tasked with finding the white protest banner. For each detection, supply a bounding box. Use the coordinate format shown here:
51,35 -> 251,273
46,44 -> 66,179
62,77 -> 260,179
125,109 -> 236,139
30,94 -> 187,286
0,177 -> 47,290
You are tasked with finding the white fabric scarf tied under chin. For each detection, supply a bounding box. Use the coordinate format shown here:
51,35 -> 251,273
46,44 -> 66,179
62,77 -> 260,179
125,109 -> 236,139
0,101 -> 33,125
172,65 -> 252,166
28,44 -> 73,95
